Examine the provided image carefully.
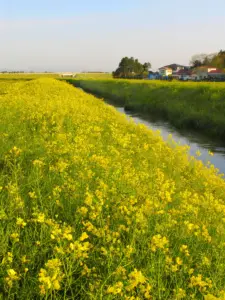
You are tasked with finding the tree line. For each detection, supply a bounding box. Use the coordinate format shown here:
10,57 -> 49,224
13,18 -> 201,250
190,50 -> 225,69
113,57 -> 151,78
112,50 -> 225,80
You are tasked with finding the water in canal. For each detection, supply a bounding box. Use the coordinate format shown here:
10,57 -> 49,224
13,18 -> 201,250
113,105 -> 225,175
77,87 -> 225,175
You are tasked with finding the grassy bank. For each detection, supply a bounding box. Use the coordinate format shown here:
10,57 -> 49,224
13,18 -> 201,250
1,78 -> 225,299
68,79 -> 225,139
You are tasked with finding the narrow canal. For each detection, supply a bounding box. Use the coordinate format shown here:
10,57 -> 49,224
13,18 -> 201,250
77,86 -> 225,175
111,104 -> 225,175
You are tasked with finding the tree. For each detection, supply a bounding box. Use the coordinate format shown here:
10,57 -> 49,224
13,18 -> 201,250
210,50 -> 225,69
190,54 -> 207,68
191,60 -> 203,68
113,57 -> 151,78
143,62 -> 151,72
190,51 -> 224,69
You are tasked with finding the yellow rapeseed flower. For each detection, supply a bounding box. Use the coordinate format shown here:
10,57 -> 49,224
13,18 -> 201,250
10,233 -> 20,242
16,217 -> 27,228
5,269 -> 20,287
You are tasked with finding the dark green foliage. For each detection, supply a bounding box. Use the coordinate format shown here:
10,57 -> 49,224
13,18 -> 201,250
190,50 -> 225,70
112,57 -> 151,78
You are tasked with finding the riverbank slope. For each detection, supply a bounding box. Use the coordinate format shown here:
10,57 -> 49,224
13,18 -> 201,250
68,79 -> 225,139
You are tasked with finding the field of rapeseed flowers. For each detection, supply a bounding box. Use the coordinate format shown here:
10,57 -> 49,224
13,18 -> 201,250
0,73 -> 59,80
0,78 -> 225,299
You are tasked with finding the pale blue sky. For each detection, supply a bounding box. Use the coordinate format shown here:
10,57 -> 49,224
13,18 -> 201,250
1,0 -> 225,72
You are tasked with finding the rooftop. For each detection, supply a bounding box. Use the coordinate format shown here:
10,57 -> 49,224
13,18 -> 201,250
159,63 -> 189,70
208,69 -> 224,74
176,69 -> 192,75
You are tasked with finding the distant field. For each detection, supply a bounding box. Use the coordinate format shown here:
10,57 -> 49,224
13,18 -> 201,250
0,78 -> 225,299
70,79 -> 225,139
0,73 -> 59,81
0,73 -> 112,81
0,80 -> 18,94
74,73 -> 112,80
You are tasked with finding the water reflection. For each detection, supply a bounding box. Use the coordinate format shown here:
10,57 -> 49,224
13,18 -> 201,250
115,106 -> 225,175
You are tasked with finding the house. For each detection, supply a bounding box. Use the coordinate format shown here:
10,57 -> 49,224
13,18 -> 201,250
158,67 -> 173,77
192,66 -> 217,80
208,69 -> 225,80
189,67 -> 225,81
148,71 -> 160,80
158,63 -> 189,77
173,69 -> 192,80
190,73 -> 199,81
164,64 -> 188,72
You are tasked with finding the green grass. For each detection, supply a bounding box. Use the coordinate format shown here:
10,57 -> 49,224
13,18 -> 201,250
74,73 -> 112,80
68,79 -> 225,139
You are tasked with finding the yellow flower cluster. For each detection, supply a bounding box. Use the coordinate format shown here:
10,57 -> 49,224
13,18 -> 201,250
150,234 -> 169,252
5,269 -> 20,288
16,217 -> 27,228
39,258 -> 64,295
189,274 -> 213,292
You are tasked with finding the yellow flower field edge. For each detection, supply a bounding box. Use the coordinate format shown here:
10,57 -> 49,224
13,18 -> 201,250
0,72 -> 110,82
0,78 -> 225,299
0,73 -> 59,80
68,79 -> 225,139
